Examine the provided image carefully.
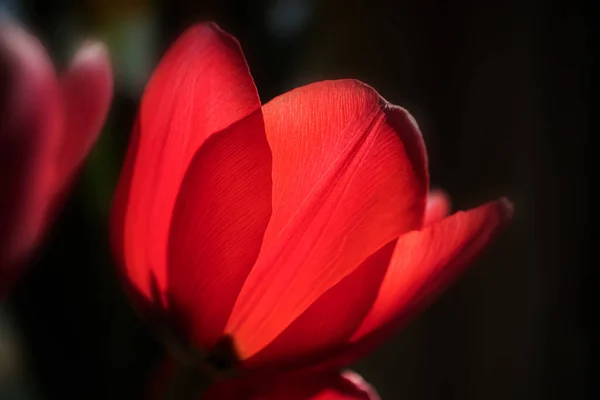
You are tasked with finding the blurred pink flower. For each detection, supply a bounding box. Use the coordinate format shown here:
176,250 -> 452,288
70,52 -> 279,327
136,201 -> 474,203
0,22 -> 113,296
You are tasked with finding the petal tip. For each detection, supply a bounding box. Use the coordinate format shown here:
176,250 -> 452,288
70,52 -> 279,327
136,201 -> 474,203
429,188 -> 451,208
423,189 -> 452,226
185,21 -> 229,41
430,187 -> 449,199
339,370 -> 380,400
385,102 -> 420,129
202,21 -> 223,31
72,40 -> 109,66
496,196 -> 514,221
0,22 -> 47,70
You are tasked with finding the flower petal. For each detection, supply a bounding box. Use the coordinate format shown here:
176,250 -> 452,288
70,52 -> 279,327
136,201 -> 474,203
202,371 -> 379,400
244,242 -> 394,371
0,23 -> 60,290
111,23 -> 261,307
423,189 -> 451,226
167,110 -> 272,349
226,80 -> 428,358
57,41 -> 112,190
320,198 -> 513,369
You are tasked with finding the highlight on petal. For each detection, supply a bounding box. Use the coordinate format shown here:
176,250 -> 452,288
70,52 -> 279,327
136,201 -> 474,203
0,22 -> 60,282
167,110 -> 272,350
111,23 -> 261,308
423,189 -> 451,226
226,80 -> 428,359
57,40 -> 113,189
321,198 -> 513,369
332,370 -> 380,400
202,370 -> 379,400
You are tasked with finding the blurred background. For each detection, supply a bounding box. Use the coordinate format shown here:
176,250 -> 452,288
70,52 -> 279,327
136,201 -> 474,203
0,0 -> 591,399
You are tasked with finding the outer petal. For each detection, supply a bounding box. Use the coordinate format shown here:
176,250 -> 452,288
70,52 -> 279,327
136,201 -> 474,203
249,190 -> 449,370
244,242 -> 394,371
423,189 -> 450,226
202,371 -> 379,400
167,110 -> 272,349
111,23 -> 261,307
226,80 -> 428,358
320,198 -> 513,369
57,41 -> 113,190
0,23 -> 60,293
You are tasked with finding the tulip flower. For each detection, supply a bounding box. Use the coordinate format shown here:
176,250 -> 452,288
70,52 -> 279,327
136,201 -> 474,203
111,23 -> 512,399
0,22 -> 113,296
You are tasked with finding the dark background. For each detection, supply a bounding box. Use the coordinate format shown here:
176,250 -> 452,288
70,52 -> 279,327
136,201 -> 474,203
1,0 -> 591,399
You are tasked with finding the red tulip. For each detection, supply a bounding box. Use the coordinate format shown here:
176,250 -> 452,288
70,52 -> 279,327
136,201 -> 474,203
0,22 -> 113,296
111,23 -> 512,398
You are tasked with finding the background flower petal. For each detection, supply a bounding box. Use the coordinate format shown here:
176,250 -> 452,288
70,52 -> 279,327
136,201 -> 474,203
57,41 -> 113,192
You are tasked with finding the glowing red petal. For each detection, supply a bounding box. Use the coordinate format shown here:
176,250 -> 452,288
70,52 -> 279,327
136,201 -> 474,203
111,23 -> 261,307
245,242 -> 394,371
167,110 -> 272,349
319,198 -> 513,369
226,80 -> 428,358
